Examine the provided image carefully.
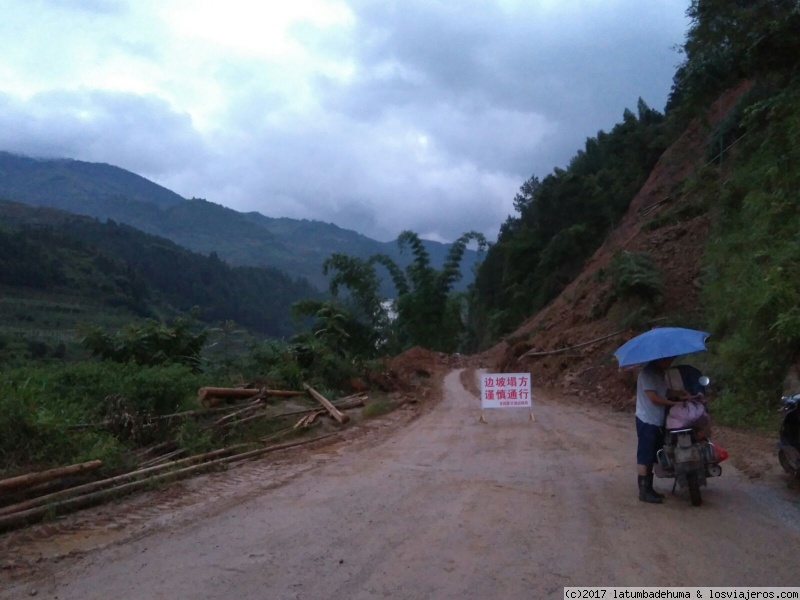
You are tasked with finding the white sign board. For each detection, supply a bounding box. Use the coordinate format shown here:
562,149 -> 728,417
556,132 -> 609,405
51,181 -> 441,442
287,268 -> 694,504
480,373 -> 532,409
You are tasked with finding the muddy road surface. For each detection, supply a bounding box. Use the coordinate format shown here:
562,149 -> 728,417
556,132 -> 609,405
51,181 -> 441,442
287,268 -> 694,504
2,370 -> 799,599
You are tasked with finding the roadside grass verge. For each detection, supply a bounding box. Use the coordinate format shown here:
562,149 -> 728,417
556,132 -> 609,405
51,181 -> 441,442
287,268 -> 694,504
0,362 -> 208,475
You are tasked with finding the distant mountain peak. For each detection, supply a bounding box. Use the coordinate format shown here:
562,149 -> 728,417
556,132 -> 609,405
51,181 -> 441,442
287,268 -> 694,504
0,152 -> 481,292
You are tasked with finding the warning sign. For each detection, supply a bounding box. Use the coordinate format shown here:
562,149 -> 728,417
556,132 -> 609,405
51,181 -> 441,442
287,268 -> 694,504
480,373 -> 532,410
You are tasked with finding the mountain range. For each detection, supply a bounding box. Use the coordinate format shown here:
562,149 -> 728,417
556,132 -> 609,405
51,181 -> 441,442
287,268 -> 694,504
0,151 -> 481,293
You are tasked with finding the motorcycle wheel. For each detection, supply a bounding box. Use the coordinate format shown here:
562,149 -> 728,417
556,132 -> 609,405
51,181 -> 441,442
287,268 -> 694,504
687,472 -> 702,506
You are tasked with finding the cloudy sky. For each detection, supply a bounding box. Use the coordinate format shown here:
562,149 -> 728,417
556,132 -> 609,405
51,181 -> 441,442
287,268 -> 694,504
0,0 -> 689,242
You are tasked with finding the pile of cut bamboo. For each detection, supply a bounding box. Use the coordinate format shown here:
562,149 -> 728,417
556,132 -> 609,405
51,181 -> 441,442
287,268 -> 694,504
0,384 -> 367,533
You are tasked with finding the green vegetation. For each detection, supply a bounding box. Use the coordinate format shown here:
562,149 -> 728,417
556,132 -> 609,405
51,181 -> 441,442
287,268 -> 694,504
4,0 -> 800,475
642,200 -> 708,231
0,201 -> 321,339
667,0 -> 800,423
0,362 -> 208,470
702,75 -> 800,422
0,316 -> 376,473
82,318 -> 207,371
314,230 -> 487,354
589,251 -> 665,329
472,97 -> 670,344
468,0 -> 800,424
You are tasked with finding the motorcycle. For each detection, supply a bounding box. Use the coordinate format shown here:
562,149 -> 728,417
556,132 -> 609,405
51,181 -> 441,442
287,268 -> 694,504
777,392 -> 800,479
654,368 -> 727,506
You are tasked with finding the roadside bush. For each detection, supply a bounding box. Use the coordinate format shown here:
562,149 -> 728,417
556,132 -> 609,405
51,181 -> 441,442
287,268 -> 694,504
82,317 -> 207,371
239,337 -> 361,393
603,251 -> 664,328
176,419 -> 214,455
702,77 -> 800,423
609,251 -> 664,305
0,382 -> 129,472
0,362 -> 206,470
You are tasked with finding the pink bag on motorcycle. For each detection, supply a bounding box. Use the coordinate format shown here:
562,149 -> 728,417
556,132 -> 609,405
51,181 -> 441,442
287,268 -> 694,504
666,399 -> 707,430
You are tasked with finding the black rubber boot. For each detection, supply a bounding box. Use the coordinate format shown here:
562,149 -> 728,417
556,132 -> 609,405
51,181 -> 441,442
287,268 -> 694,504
638,475 -> 663,504
646,474 -> 665,499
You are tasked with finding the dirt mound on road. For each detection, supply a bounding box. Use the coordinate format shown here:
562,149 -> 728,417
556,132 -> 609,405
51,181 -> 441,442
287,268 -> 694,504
371,346 -> 463,404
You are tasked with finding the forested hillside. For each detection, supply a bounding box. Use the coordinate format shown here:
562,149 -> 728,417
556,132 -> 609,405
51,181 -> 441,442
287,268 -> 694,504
473,0 -> 800,422
472,98 -> 670,344
0,152 -> 479,293
0,200 -> 321,341
0,152 -> 184,210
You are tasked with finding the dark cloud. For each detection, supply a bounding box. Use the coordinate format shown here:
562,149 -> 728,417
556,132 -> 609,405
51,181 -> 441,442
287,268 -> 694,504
0,1 -> 690,244
0,90 -> 207,177
319,0 -> 686,176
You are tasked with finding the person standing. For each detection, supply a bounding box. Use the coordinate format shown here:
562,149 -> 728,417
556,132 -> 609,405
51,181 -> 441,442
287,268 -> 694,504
636,357 -> 686,503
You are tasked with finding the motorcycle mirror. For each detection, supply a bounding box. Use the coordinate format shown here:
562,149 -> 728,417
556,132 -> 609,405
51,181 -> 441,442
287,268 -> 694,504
699,375 -> 710,387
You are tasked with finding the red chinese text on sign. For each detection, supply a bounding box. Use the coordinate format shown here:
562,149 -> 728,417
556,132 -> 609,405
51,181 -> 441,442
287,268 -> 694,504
479,373 -> 533,410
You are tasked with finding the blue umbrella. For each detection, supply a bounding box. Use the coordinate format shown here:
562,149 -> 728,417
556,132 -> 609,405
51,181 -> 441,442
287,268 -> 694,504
614,327 -> 710,368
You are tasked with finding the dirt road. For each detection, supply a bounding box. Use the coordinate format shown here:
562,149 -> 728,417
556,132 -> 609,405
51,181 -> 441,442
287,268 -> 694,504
3,370 -> 799,599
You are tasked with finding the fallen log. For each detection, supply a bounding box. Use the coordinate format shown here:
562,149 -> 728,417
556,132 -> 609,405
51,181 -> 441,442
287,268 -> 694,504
0,433 -> 340,532
0,445 -> 249,518
197,386 -> 305,407
197,386 -> 260,407
0,460 -> 103,494
303,384 -> 350,424
0,476 -> 94,508
336,396 -> 368,410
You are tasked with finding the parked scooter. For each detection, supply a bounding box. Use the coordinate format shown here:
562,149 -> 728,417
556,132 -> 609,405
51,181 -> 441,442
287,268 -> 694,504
655,370 -> 727,506
777,392 -> 800,479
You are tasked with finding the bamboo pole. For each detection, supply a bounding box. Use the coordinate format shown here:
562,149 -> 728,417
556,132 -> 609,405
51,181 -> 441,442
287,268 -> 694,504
132,441 -> 175,459
223,396 -> 366,430
210,399 -> 264,428
74,392 -> 336,431
139,448 -> 185,469
68,405 -> 233,430
265,396 -> 365,419
0,460 -> 103,494
0,433 -> 340,532
521,329 -> 627,358
260,427 -> 294,444
0,477 -> 91,508
0,445 -> 249,518
294,410 -> 324,429
337,392 -> 370,402
226,409 -> 271,429
303,384 -> 350,424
